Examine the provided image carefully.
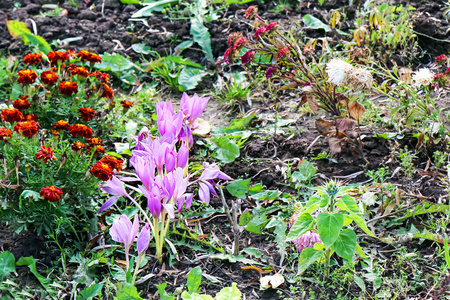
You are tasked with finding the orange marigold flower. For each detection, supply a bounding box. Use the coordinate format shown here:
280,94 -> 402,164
40,70 -> 59,86
71,66 -> 89,77
35,145 -> 57,163
23,113 -> 38,121
89,71 -> 110,82
120,100 -> 134,109
0,127 -> 13,141
88,53 -> 102,63
47,51 -> 69,65
87,137 -> 103,148
78,107 -> 96,122
100,155 -> 123,171
12,98 -> 31,110
18,69 -> 37,84
1,108 -> 23,123
99,83 -> 114,99
59,81 -> 78,96
71,141 -> 86,152
76,51 -> 102,63
89,145 -> 105,155
91,161 -> 114,181
54,120 -> 70,131
40,185 -> 63,203
69,124 -> 93,138
13,120 -> 39,137
76,50 -> 91,61
23,53 -> 42,65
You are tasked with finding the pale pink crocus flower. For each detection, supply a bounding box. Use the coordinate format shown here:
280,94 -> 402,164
109,214 -> 139,271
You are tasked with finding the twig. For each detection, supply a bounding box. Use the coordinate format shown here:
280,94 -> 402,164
303,135 -> 322,158
218,187 -> 241,255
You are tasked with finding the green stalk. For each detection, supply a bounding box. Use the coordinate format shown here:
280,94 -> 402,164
132,253 -> 143,283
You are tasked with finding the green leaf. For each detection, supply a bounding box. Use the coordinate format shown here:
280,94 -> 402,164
181,291 -> 213,300
215,282 -> 241,300
332,229 -> 357,261
190,18 -> 214,64
303,14 -> 331,32
245,212 -> 268,234
238,210 -> 252,226
286,213 -> 313,242
178,68 -> 208,91
355,243 -> 367,259
336,195 -> 360,213
114,282 -> 143,300
96,53 -> 134,72
297,248 -> 324,275
316,213 -> 344,248
16,256 -> 51,289
175,40 -> 194,54
157,283 -> 176,300
301,195 -> 321,214
250,190 -> 278,200
226,179 -> 251,198
223,114 -> 256,133
23,33 -> 52,53
131,0 -> 179,17
349,214 -> 375,237
354,275 -> 366,292
187,267 -> 202,294
19,190 -> 40,201
131,43 -> 152,54
6,20 -> 31,40
210,136 -> 240,163
79,284 -> 103,300
0,251 -> 15,277
292,161 -> 317,183
120,0 -> 139,4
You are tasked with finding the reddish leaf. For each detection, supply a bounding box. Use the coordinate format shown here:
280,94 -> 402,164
349,100 -> 365,122
328,137 -> 342,156
335,118 -> 355,132
315,119 -> 334,135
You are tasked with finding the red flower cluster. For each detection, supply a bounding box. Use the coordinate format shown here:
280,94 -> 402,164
41,70 -> 59,86
23,53 -> 42,65
435,54 -> 448,65
54,120 -> 70,131
100,155 -> 123,172
99,83 -> 114,99
71,141 -> 86,152
0,127 -> 13,141
35,145 -> 57,163
76,50 -> 102,63
13,97 -> 31,110
89,71 -> 110,82
120,100 -> 134,109
78,107 -> 96,122
91,161 -> 114,181
71,66 -> 89,77
14,120 -> 39,137
69,124 -> 93,138
59,81 -> 78,96
40,185 -> 63,203
224,32 -> 248,65
18,69 -> 37,84
23,113 -> 38,121
1,108 -> 23,123
47,51 -> 69,65
244,6 -> 258,19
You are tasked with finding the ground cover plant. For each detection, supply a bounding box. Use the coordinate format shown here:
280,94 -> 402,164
3,0 -> 450,299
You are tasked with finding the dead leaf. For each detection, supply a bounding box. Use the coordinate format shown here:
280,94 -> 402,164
260,273 -> 285,290
416,132 -> 425,149
328,137 -> 342,156
315,119 -> 333,135
193,118 -> 211,137
335,93 -> 350,107
335,118 -> 355,132
348,100 -> 365,123
398,67 -> 412,83
306,95 -> 320,112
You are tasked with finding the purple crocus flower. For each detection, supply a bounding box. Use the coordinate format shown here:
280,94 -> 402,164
176,144 -> 189,169
179,93 -> 209,127
133,156 -> 155,190
198,163 -> 232,204
98,176 -> 129,213
156,101 -> 183,139
109,214 -> 140,270
137,223 -> 151,254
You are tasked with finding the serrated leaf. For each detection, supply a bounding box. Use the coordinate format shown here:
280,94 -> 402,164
0,251 -> 15,277
317,213 -> 344,248
215,282 -> 241,300
190,18 -> 214,64
332,229 -> 357,261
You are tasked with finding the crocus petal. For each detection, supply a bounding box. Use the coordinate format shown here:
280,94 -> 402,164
98,195 -> 119,213
137,223 -> 151,254
99,176 -> 128,197
199,182 -> 211,205
130,214 -> 140,248
140,185 -> 162,218
185,193 -> 193,209
177,144 -> 189,169
162,203 -> 175,219
165,148 -> 176,173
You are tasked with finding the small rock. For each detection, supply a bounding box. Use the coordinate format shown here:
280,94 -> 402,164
123,5 -> 136,13
24,4 -> 41,14
78,10 -> 97,20
103,0 -> 121,9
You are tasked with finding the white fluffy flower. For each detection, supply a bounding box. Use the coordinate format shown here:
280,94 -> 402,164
347,68 -> 373,90
412,68 -> 434,87
326,58 -> 354,86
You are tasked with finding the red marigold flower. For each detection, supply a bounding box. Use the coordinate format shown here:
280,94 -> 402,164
244,6 -> 258,19
78,107 -> 96,122
12,98 -> 31,110
89,71 -> 110,82
233,37 -> 248,51
23,53 -> 42,65
89,145 -> 105,155
87,137 -> 103,147
0,127 -> 13,141
99,83 -> 114,99
47,51 -> 69,65
254,26 -> 266,40
266,67 -> 277,78
88,53 -> 102,64
40,185 -> 63,203
277,47 -> 290,59
59,81 -> 78,96
69,124 -> 93,138
13,120 -> 39,137
76,50 -> 91,61
35,145 -> 57,163
435,54 -> 448,65
242,50 -> 256,65
71,66 -> 89,77
40,70 -> 59,86
71,141 -> 86,152
120,100 -> 134,108
18,69 -> 37,84
54,120 -> 70,131
23,113 -> 38,121
100,155 -> 123,171
91,161 -> 114,181
265,22 -> 278,33
1,108 -> 23,123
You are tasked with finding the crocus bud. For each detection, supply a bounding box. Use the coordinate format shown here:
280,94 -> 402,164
137,223 -> 151,254
177,144 -> 189,169
165,147 -> 176,173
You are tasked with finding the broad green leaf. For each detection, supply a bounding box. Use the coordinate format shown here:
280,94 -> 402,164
223,114 -> 256,133
349,214 -> 375,237
336,195 -> 360,213
157,283 -> 176,300
286,213 -> 313,242
190,18 -> 214,63
399,203 -> 449,220
343,214 -> 353,226
131,0 -> 179,17
181,291 -> 213,300
250,190 -> 278,200
131,43 -> 152,54
226,179 -> 251,198
354,275 -> 366,292
215,282 -> 241,300
303,14 -> 331,32
317,213 -> 344,248
187,267 -> 202,294
0,251 -> 15,277
302,195 -> 321,214
238,210 -> 252,226
245,212 -> 268,234
178,68 -> 208,91
175,40 -> 194,54
297,248 -> 324,275
23,33 -> 52,53
355,243 -> 367,259
79,284 -> 103,300
17,257 -> 51,289
20,190 -> 40,201
114,282 -> 143,300
210,136 -> 240,163
332,229 -> 357,261
96,53 -> 134,72
292,161 -> 317,183
6,20 -> 31,40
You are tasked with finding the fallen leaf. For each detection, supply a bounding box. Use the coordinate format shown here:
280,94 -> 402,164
193,118 -> 211,137
335,118 -> 355,132
260,273 -> 285,290
315,119 -> 333,135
